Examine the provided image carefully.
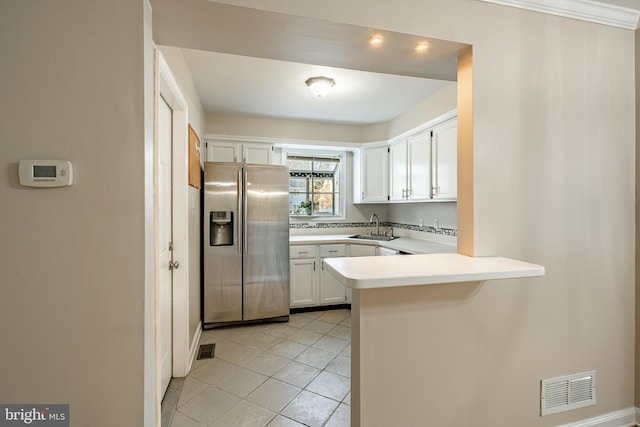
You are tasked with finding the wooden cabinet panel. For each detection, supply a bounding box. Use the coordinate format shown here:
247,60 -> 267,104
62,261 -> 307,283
188,124 -> 201,189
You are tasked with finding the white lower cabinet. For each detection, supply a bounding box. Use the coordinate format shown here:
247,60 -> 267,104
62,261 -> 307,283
290,245 -> 318,307
345,244 -> 377,303
290,258 -> 317,307
290,243 -> 351,308
320,264 -> 346,304
319,244 -> 346,304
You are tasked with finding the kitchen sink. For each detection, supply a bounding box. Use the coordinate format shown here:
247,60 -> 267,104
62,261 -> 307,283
349,234 -> 397,242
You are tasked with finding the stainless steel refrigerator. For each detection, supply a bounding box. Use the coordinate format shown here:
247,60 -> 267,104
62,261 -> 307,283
203,162 -> 290,328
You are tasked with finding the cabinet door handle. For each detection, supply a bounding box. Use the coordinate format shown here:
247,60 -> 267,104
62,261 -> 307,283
313,261 -> 316,271
299,251 -> 308,256
329,250 -> 338,254
402,188 -> 406,199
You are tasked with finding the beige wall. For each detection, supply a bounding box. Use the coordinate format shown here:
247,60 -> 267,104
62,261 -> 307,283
0,1 -> 148,425
158,45 -> 206,356
206,113 -> 366,143
159,0 -> 636,425
387,82 -> 457,139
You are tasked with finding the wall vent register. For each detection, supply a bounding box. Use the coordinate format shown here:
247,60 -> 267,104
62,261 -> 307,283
541,370 -> 596,416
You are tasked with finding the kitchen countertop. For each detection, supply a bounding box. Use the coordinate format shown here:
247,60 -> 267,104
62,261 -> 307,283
289,234 -> 456,255
323,253 -> 545,289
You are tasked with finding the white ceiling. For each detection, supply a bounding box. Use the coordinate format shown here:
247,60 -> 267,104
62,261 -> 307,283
181,48 -> 454,125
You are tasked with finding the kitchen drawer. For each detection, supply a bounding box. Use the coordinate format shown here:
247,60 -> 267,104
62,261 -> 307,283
320,244 -> 346,258
290,245 -> 317,259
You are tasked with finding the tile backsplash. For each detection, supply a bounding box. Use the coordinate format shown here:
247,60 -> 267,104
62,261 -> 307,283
289,221 -> 457,236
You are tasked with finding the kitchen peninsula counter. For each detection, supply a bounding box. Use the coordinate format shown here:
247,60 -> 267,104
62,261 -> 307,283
323,252 -> 544,289
321,250 -> 544,427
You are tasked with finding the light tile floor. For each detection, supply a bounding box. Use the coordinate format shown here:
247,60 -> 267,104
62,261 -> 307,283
171,309 -> 351,427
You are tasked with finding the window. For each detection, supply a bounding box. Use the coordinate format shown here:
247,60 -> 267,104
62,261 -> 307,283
287,153 -> 343,217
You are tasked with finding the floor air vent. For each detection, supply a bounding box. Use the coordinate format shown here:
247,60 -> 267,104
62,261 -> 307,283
541,370 -> 596,416
197,343 -> 215,360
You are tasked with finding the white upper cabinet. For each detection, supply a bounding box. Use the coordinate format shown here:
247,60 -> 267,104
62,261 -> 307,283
207,141 -> 239,162
431,118 -> 457,200
206,139 -> 273,164
353,110 -> 458,203
360,144 -> 389,202
243,143 -> 272,165
355,110 -> 457,204
389,132 -> 431,202
388,140 -> 408,201
407,131 -> 432,201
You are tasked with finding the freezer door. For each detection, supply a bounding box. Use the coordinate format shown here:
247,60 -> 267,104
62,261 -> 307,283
243,164 -> 290,321
203,162 -> 243,323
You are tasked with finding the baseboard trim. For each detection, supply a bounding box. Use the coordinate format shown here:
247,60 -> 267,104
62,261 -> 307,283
558,407 -> 636,427
186,321 -> 203,374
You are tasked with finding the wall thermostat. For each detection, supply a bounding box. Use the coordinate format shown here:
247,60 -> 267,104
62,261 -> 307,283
19,160 -> 74,187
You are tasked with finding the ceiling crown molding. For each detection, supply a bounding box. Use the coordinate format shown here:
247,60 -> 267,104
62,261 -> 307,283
478,0 -> 640,29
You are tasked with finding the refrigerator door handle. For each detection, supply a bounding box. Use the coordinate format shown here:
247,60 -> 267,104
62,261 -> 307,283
237,169 -> 242,255
243,170 -> 248,255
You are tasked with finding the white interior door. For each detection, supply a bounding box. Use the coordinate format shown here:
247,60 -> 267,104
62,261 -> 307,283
158,95 -> 173,398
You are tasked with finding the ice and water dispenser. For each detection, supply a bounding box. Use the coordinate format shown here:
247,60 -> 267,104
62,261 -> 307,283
210,211 -> 233,246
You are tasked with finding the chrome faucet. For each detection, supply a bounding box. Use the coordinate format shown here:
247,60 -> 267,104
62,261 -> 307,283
370,213 -> 380,236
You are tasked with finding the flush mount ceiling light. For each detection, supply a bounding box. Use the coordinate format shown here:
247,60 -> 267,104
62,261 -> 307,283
305,76 -> 335,98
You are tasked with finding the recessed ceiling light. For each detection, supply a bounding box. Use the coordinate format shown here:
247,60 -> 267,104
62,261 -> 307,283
369,34 -> 384,46
415,41 -> 429,53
